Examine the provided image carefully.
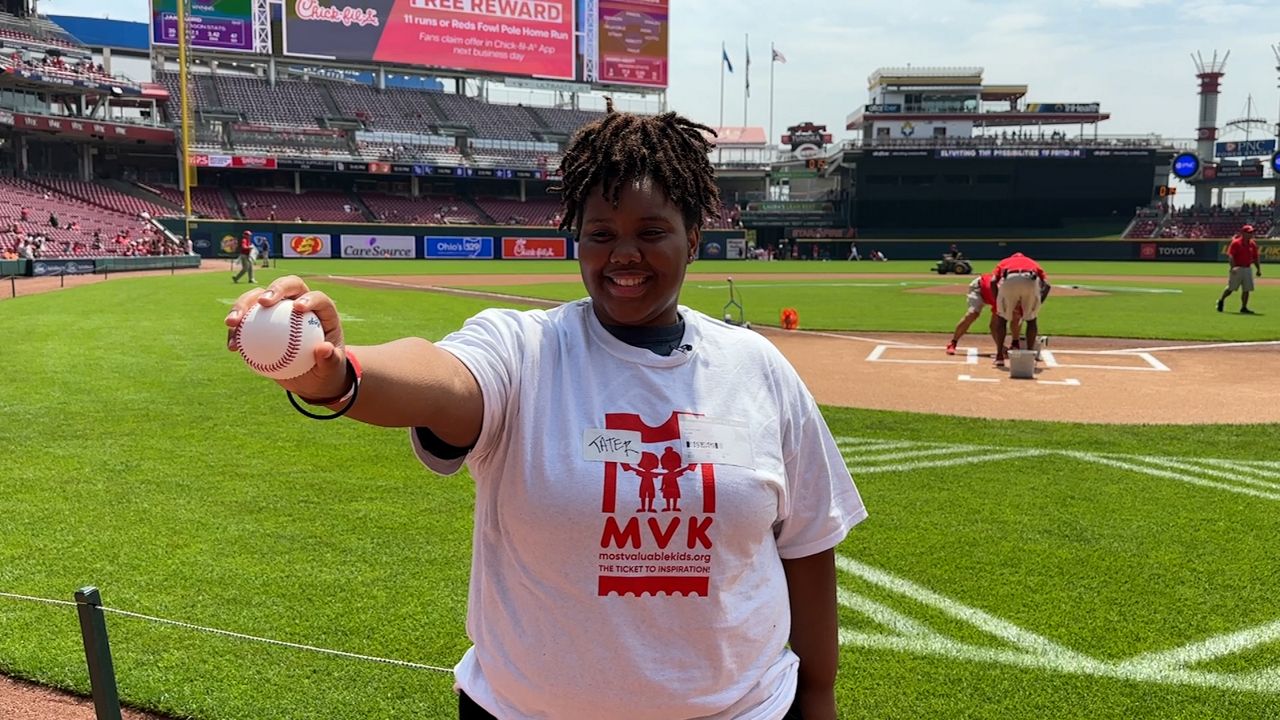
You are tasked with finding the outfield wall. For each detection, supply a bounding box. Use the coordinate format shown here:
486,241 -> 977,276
835,239 -> 1232,262
3,256 -> 202,277
162,220 -> 749,261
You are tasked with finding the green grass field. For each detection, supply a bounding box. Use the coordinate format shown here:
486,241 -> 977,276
2,267 -> 1277,719
279,258 -> 1240,278
260,257 -> 1280,341
466,276 -> 1278,342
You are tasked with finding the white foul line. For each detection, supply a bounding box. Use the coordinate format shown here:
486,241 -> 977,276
1137,352 -> 1171,372
1059,451 -> 1280,501
836,555 -> 1280,695
853,450 -> 1046,475
839,438 -> 921,448
1119,620 -> 1280,671
846,445 -> 982,463
865,344 -> 888,362
1040,349 -> 1060,368
1037,378 -> 1082,386
1194,458 -> 1280,479
1117,340 -> 1280,353
790,329 -> 917,346
839,631 -> 1280,695
958,374 -> 1000,383
1131,456 -> 1280,492
837,588 -> 942,639
836,555 -> 1088,660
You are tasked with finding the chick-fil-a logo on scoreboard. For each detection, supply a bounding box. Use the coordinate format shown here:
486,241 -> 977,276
503,237 -> 567,259
294,0 -> 381,26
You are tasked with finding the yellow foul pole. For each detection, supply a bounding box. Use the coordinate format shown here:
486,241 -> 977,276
176,0 -> 194,243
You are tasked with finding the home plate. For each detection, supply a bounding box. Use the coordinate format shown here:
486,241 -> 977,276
1037,378 -> 1082,386
958,374 -> 1000,383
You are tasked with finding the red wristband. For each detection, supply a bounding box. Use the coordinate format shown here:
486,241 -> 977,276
300,349 -> 362,406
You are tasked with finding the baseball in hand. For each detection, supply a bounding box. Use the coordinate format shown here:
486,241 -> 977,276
234,300 -> 325,380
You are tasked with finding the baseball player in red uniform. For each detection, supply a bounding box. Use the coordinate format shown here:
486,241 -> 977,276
991,252 -> 1051,368
1217,224 -> 1262,314
232,230 -> 257,284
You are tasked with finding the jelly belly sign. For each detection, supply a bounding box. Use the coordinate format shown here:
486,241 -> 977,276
502,236 -> 567,259
283,0 -> 575,80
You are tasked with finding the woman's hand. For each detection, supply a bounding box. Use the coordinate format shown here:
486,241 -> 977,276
225,275 -> 349,402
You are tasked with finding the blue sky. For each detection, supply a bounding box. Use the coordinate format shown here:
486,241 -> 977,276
41,0 -> 1280,142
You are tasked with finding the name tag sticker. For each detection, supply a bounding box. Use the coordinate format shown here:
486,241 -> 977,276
680,416 -> 754,468
583,428 -> 644,464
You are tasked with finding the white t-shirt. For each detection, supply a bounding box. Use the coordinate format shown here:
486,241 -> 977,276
412,300 -> 866,720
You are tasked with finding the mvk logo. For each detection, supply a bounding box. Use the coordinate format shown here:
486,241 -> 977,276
597,412 -> 717,598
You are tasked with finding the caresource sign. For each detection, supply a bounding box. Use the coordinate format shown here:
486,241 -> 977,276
340,234 -> 416,258
502,236 -> 567,259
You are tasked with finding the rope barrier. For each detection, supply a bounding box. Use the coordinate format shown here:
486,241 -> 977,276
0,590 -> 455,675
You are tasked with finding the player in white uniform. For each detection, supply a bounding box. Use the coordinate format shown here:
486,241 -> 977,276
226,101 -> 865,720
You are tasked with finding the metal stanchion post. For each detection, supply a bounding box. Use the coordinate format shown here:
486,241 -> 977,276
74,587 -> 123,720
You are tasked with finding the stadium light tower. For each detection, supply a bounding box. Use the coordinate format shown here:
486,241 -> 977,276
1192,50 -> 1228,208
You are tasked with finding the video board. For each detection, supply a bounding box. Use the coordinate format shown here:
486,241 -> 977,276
151,0 -> 256,52
283,0 -> 576,80
596,0 -> 667,87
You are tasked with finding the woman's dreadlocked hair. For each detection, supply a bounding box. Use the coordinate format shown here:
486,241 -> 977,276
552,98 -> 721,233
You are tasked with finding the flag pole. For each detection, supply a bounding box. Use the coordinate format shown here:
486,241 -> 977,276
719,41 -> 726,130
743,33 -> 749,127
769,42 -> 775,149
719,41 -> 725,163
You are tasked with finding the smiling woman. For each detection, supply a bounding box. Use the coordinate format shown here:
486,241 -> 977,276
224,99 -> 865,720
552,99 -> 720,327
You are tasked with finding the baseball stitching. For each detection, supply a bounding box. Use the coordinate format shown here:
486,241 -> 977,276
236,307 -> 306,377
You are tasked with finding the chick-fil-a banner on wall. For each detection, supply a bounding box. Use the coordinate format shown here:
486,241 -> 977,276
284,0 -> 576,80
502,236 -> 567,259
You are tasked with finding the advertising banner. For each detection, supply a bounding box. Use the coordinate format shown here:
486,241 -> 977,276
192,232 -> 214,257
251,232 -> 275,257
1025,103 -> 1101,114
283,232 -> 334,258
1136,242 -> 1209,261
232,156 -> 278,169
425,236 -> 495,258
699,238 -> 726,260
12,113 -> 172,142
726,237 -> 747,260
1214,139 -> 1277,158
502,236 -> 567,259
151,0 -> 256,52
30,259 -> 96,276
283,0 -> 576,80
598,0 -> 668,87
217,232 -> 241,257
340,234 -> 416,258
1219,241 -> 1280,263
1203,164 -> 1264,180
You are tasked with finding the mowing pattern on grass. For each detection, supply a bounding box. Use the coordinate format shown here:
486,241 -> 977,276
835,436 -> 1280,697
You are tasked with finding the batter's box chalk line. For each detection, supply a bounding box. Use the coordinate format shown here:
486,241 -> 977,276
835,555 -> 1280,695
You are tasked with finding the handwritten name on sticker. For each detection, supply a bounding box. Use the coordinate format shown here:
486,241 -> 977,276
583,429 -> 644,464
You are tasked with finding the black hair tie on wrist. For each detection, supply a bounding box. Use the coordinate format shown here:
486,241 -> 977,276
286,360 -> 359,420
